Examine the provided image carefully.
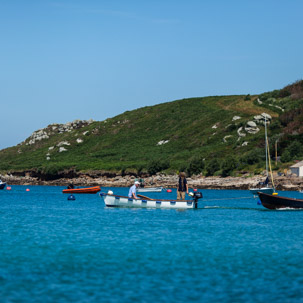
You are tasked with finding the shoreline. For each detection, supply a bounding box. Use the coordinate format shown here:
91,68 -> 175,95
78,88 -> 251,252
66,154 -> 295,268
1,173 -> 303,191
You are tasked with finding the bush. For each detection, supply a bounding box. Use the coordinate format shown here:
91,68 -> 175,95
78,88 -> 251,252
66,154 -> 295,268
281,150 -> 291,163
279,140 -> 303,164
244,94 -> 251,101
147,159 -> 170,175
279,89 -> 291,98
43,164 -> 61,176
136,164 -> 144,175
206,159 -> 220,176
245,150 -> 260,165
287,141 -> 303,158
221,157 -> 237,177
225,124 -> 237,132
186,156 -> 205,176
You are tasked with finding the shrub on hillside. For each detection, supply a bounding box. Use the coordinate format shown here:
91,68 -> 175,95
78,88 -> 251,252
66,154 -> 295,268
280,80 -> 303,100
281,150 -> 291,163
279,89 -> 291,98
43,164 -> 61,176
225,124 -> 237,132
147,159 -> 170,175
288,141 -> 303,157
136,164 -> 144,175
186,156 -> 205,176
244,150 -> 260,165
206,158 -> 220,176
268,120 -> 282,131
221,157 -> 237,177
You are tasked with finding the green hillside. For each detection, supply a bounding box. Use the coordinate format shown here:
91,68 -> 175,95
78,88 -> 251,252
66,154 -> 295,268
1,80 -> 303,178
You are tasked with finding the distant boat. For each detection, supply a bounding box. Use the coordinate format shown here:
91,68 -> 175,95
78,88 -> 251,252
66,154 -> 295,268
100,192 -> 203,209
135,178 -> 164,193
250,116 -> 275,196
249,177 -> 274,195
0,181 -> 6,190
137,186 -> 163,193
62,186 -> 101,194
258,192 -> 303,210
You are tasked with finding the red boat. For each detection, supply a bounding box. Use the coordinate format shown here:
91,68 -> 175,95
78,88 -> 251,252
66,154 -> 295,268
62,186 -> 101,194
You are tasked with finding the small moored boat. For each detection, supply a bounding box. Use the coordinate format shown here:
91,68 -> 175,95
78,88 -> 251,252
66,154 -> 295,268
62,186 -> 101,194
258,192 -> 303,210
137,187 -> 163,193
100,192 -> 203,209
250,185 -> 274,196
0,181 -> 6,190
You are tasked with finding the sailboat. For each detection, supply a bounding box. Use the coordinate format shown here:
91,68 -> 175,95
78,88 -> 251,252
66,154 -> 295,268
249,116 -> 275,196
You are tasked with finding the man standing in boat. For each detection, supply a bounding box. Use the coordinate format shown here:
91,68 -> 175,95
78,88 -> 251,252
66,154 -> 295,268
128,181 -> 140,199
177,172 -> 189,200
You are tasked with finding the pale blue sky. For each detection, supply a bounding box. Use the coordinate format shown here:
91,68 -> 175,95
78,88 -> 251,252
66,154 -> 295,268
1,0 -> 302,149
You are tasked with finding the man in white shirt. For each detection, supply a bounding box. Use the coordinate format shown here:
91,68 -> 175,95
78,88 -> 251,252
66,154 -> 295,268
128,181 -> 140,199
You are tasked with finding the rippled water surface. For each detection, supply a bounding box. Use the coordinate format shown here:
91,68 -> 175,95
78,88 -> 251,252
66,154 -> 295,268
1,186 -> 303,303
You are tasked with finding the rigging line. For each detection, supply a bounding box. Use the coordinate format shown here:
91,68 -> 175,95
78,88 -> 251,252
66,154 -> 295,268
266,135 -> 276,190
202,196 -> 254,201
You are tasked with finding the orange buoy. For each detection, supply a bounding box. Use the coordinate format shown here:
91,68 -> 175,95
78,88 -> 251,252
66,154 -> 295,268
26,188 -> 30,192
194,189 -> 197,191
6,186 -> 11,190
167,189 -> 172,193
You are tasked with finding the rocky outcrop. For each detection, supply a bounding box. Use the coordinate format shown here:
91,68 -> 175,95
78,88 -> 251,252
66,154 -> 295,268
245,121 -> 260,134
23,119 -> 95,146
254,113 -> 272,124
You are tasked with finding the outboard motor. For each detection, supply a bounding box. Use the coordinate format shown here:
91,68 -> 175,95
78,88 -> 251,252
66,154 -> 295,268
193,192 -> 203,208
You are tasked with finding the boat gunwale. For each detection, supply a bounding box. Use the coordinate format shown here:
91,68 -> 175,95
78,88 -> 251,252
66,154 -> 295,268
258,192 -> 303,203
62,186 -> 101,194
258,192 -> 303,209
100,193 -> 193,203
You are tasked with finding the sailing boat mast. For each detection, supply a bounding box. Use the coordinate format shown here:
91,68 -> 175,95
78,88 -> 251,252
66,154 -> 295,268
265,116 -> 268,178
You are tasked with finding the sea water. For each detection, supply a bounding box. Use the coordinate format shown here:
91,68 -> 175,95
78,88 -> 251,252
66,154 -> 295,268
1,186 -> 303,303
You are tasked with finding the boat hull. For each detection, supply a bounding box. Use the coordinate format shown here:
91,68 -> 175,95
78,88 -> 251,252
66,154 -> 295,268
258,192 -> 303,210
62,186 -> 101,194
250,187 -> 274,195
137,187 -> 163,193
0,183 -> 6,190
100,193 -> 196,209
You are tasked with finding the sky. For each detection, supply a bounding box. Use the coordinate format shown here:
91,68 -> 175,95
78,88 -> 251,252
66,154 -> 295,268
0,0 -> 303,149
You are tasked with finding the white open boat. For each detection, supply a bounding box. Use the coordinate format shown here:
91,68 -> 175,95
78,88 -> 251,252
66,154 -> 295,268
100,192 -> 203,209
137,186 -> 163,193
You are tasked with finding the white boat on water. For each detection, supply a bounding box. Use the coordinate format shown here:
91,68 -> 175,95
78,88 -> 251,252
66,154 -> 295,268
137,187 -> 163,193
100,192 -> 203,209
249,185 -> 274,195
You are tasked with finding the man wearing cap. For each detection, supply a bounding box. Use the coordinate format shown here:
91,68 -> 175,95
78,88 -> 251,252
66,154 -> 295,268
128,181 -> 140,199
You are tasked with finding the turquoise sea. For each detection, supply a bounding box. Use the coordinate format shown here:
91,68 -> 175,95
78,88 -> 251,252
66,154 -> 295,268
1,186 -> 303,303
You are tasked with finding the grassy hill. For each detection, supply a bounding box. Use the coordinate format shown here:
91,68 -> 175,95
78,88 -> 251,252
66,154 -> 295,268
1,80 -> 303,178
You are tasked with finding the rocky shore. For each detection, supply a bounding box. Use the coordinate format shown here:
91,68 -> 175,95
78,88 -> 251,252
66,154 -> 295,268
1,172 -> 303,191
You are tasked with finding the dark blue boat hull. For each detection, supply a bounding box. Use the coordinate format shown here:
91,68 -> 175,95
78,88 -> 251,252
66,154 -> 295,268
258,192 -> 303,209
